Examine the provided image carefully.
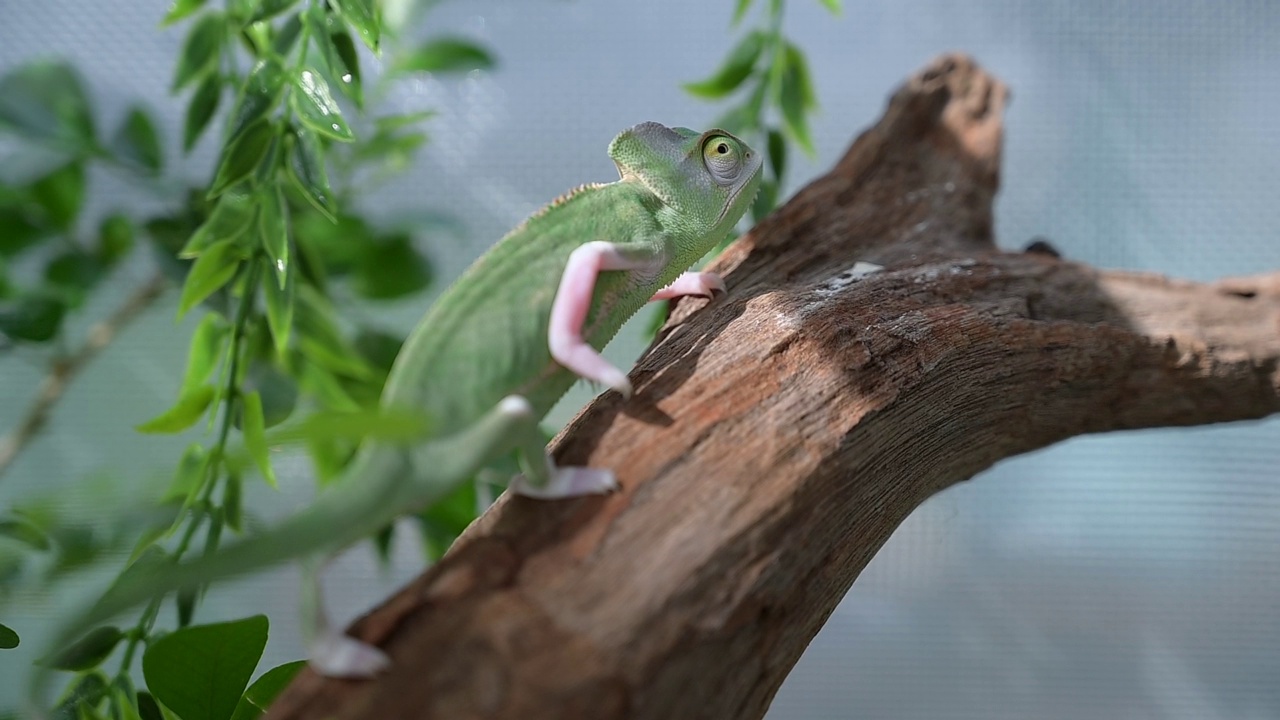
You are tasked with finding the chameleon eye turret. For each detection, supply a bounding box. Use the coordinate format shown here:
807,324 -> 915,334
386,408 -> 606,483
702,134 -> 745,185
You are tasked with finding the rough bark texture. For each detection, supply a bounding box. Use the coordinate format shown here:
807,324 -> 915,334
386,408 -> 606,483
268,55 -> 1280,720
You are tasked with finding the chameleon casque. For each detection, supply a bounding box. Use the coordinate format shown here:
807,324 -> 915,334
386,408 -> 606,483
33,121 -> 762,702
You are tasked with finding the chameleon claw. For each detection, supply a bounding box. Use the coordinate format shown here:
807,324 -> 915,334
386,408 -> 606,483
649,271 -> 726,300
511,466 -> 619,499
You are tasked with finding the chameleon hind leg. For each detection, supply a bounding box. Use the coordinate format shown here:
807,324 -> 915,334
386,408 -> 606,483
507,421 -> 618,499
301,555 -> 391,678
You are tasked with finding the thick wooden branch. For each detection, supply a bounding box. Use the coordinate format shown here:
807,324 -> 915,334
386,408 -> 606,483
269,55 -> 1280,720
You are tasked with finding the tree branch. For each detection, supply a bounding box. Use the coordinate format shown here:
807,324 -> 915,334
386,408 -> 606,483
0,273 -> 166,481
267,55 -> 1280,720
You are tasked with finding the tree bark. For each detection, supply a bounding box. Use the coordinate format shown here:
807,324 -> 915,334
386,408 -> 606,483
267,54 -> 1280,720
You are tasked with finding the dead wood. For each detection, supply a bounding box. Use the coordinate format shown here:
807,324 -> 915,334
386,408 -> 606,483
267,54 -> 1280,720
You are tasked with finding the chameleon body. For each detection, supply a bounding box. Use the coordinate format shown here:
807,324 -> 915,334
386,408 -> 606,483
33,122 -> 761,702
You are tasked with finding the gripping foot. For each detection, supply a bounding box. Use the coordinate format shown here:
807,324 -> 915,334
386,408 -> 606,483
309,633 -> 391,678
510,465 -> 618,499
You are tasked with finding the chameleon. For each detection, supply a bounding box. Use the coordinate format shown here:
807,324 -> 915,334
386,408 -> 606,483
32,121 -> 762,704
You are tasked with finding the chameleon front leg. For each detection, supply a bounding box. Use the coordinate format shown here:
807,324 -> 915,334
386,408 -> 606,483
301,556 -> 391,678
549,241 -> 723,397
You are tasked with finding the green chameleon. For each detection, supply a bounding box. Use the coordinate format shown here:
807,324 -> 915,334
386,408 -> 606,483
33,122 -> 762,702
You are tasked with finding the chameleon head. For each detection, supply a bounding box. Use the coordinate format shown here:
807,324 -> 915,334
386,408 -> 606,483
608,122 -> 764,246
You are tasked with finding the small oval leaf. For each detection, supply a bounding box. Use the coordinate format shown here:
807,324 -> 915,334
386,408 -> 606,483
327,29 -> 363,108
393,37 -> 494,75
284,129 -> 335,220
262,256 -> 294,355
291,70 -> 353,141
40,626 -> 123,671
258,187 -> 289,287
683,30 -> 764,99
210,119 -> 276,197
163,0 -> 210,26
29,161 -> 86,232
0,294 -> 66,342
332,0 -> 379,51
0,61 -> 96,149
242,391 -> 277,488
184,75 -> 223,152
181,313 -> 229,393
226,59 -> 286,143
136,385 -> 216,434
142,615 -> 269,720
111,106 -> 163,173
778,46 -> 815,156
178,239 -> 243,316
766,128 -> 787,181
0,514 -> 52,550
0,622 -> 19,649
173,13 -> 225,92
182,191 -> 257,259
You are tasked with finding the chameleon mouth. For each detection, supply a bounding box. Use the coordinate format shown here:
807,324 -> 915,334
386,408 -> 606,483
717,165 -> 764,225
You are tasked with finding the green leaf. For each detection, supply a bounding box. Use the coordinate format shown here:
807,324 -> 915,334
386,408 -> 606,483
0,622 -> 19,649
0,204 -> 46,258
111,107 -> 163,173
97,214 -> 135,265
291,70 -> 354,141
731,0 -> 754,24
783,41 -> 818,110
393,37 -> 494,75
267,407 -> 430,446
210,119 -> 276,197
173,12 -> 225,92
0,515 -> 52,550
259,186 -> 289,287
253,134 -> 282,185
44,251 -> 104,307
142,615 -> 269,720
182,191 -> 257,258
163,0 -> 210,26
248,0 -> 298,23
112,688 -> 145,720
326,29 -> 363,108
767,128 -> 787,180
293,288 -> 375,379
161,444 -> 208,505
176,582 -> 199,629
332,0 -> 379,51
229,660 -> 306,720
284,129 -> 334,220
0,61 -> 96,149
53,672 -> 109,720
751,178 -> 778,223
226,59 -> 286,143
683,30 -> 764,99
778,45 -> 815,156
29,162 -> 86,231
40,626 -> 124,671
136,385 -> 216,434
262,256 -> 294,355
242,391 -> 276,487
184,75 -> 223,153
136,692 -> 165,720
271,13 -> 303,56
223,467 -> 243,531
178,239 -> 243,316
353,234 -> 432,300
817,0 -> 842,13
0,294 -> 65,342
415,479 -> 479,559
353,327 -> 403,376
181,313 -> 229,393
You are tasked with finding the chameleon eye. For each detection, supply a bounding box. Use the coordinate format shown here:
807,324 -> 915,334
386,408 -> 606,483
702,135 -> 742,185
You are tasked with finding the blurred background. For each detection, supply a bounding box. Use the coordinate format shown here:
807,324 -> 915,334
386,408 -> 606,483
1,1 -> 1278,717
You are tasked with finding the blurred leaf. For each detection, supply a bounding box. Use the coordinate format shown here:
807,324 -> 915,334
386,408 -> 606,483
0,205 -> 45,258
415,480 -> 478,559
778,45 -> 815,156
0,622 -> 17,649
44,251 -> 103,308
284,129 -> 334,220
245,361 -> 297,427
142,615 -> 268,720
293,287 -> 374,379
248,0 -> 298,23
210,119 -> 275,197
267,407 -> 430,446
111,107 -> 163,173
182,191 -> 256,258
0,61 -> 96,150
271,13 -> 303,56
227,59 -> 285,143
296,363 -> 360,415
29,162 -> 86,231
291,70 -> 353,141
184,75 -> 223,152
112,687 -> 145,720
817,0 -> 841,13
0,514 -> 51,550
40,626 -> 123,671
766,128 -> 787,180
223,467 -> 243,531
783,40 -> 818,110
731,0 -> 754,24
253,135 -> 281,185
162,444 -> 207,506
181,313 -> 228,393
353,235 -> 431,300
53,672 -> 109,720
259,186 -> 288,287
136,692 -> 164,720
241,391 -> 276,487
173,13 -> 225,92
178,239 -> 243,316
262,256 -> 294,356
136,385 -> 216,434
293,213 -> 371,272
163,0 -> 210,26
353,327 -> 402,376
332,0 -> 379,52
175,585 -> 198,629
97,214 -> 135,265
228,660 -> 305,720
683,30 -> 763,99
393,37 -> 494,74
0,294 -> 65,342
